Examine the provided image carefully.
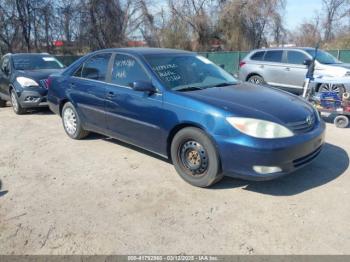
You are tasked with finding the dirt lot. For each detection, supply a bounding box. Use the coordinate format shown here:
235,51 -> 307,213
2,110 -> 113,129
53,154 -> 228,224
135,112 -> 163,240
0,104 -> 349,255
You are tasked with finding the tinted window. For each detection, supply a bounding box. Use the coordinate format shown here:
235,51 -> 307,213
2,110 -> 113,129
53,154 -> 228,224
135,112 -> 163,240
251,51 -> 265,61
287,51 -> 308,65
145,55 -> 237,90
264,51 -> 283,63
305,49 -> 341,64
12,55 -> 64,70
111,54 -> 150,87
81,53 -> 111,81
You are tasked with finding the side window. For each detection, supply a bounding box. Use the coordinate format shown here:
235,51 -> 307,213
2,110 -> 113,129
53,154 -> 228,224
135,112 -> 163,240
111,54 -> 150,87
287,51 -> 308,65
264,51 -> 283,63
251,51 -> 265,61
80,53 -> 111,81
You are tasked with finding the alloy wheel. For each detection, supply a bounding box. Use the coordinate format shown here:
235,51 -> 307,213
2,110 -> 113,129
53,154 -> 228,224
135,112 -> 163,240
11,92 -> 19,112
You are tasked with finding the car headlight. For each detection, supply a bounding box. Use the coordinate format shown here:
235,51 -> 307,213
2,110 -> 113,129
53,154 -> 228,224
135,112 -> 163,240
16,77 -> 39,88
226,117 -> 294,139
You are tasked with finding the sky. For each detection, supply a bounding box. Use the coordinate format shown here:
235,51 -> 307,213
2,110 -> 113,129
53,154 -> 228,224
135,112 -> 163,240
285,0 -> 323,30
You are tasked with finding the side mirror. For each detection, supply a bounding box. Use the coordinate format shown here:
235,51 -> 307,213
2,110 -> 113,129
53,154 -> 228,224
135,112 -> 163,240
219,64 -> 225,69
303,59 -> 312,66
132,81 -> 156,93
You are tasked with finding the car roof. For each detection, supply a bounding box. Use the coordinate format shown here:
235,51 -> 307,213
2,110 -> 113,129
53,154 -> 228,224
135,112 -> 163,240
93,47 -> 193,56
252,47 -> 316,52
10,53 -> 54,57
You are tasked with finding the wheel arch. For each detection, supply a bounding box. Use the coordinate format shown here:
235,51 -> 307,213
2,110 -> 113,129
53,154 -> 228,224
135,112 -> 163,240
245,72 -> 263,82
59,98 -> 70,116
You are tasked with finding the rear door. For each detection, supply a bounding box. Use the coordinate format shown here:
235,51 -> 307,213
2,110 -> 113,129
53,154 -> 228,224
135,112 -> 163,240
262,50 -> 284,86
283,50 -> 309,89
69,52 -> 112,131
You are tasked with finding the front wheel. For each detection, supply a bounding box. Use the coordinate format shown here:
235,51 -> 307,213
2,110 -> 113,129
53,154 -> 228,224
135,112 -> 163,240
319,83 -> 345,97
10,90 -> 26,115
62,102 -> 89,139
171,127 -> 223,187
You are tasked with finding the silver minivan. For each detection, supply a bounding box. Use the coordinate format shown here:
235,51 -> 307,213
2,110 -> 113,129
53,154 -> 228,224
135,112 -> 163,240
238,47 -> 350,95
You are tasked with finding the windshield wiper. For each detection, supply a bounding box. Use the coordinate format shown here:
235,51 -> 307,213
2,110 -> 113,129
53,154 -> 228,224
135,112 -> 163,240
201,82 -> 236,89
174,86 -> 203,92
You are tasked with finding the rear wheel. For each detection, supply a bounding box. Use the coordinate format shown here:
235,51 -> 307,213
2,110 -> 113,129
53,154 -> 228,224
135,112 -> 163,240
334,115 -> 349,128
248,75 -> 265,85
62,102 -> 89,139
171,127 -> 223,187
10,90 -> 26,115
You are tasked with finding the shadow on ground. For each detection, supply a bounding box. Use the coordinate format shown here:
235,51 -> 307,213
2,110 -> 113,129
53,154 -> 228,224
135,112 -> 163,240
0,179 -> 8,198
212,143 -> 349,196
85,132 -> 348,196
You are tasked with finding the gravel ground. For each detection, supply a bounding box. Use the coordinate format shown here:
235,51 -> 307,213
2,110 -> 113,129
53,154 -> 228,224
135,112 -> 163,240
0,104 -> 349,255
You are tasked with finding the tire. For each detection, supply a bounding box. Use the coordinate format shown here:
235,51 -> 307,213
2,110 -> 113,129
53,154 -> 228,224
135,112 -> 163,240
62,102 -> 89,139
10,90 -> 26,115
170,127 -> 223,187
334,115 -> 349,128
318,83 -> 346,98
0,98 -> 6,107
247,75 -> 265,85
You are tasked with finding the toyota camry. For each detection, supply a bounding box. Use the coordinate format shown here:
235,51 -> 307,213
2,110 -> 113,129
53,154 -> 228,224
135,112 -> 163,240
47,48 -> 325,187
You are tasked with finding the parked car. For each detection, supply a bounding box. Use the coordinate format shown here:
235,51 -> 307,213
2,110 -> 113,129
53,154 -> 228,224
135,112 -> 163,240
239,47 -> 350,96
0,53 -> 65,114
48,48 -> 325,187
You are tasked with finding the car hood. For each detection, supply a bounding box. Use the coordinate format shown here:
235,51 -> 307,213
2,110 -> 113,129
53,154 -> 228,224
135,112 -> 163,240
17,69 -> 64,81
181,83 -> 315,125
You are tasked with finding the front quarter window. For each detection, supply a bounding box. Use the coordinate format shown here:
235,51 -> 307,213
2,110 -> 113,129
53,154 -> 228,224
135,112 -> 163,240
145,54 -> 237,91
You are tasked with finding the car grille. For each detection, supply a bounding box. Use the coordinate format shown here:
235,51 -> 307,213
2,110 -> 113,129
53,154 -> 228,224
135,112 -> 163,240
39,79 -> 49,89
285,114 -> 316,134
293,146 -> 322,168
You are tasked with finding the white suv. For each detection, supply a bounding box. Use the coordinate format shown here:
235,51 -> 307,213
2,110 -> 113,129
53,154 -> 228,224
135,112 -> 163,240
238,47 -> 350,95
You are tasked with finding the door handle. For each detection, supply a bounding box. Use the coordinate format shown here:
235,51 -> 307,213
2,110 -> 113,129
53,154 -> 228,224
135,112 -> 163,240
285,67 -> 291,71
106,91 -> 115,98
259,65 -> 264,69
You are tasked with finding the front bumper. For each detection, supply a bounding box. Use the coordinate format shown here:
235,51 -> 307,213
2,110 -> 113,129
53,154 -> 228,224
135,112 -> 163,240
215,120 -> 326,181
18,88 -> 48,108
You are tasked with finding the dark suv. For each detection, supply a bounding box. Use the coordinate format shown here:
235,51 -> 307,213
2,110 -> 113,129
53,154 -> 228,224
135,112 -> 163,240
0,53 -> 64,114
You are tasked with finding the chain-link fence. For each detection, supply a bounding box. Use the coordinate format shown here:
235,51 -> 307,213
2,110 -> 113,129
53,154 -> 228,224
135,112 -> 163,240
54,49 -> 350,75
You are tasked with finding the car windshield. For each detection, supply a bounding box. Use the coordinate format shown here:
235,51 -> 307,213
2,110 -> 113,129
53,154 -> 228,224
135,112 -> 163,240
305,49 -> 341,64
12,55 -> 65,70
144,54 -> 237,91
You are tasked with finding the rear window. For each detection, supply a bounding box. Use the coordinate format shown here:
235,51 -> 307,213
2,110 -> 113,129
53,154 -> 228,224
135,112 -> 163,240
250,51 -> 265,61
264,51 -> 283,63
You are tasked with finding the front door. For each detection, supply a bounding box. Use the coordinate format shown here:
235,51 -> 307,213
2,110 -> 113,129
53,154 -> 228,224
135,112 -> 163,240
104,53 -> 163,154
283,50 -> 309,89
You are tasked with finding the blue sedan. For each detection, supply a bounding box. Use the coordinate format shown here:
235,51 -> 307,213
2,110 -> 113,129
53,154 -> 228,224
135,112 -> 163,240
47,48 -> 325,187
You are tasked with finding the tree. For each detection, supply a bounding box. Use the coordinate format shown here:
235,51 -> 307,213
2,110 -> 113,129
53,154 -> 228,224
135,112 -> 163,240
322,0 -> 350,42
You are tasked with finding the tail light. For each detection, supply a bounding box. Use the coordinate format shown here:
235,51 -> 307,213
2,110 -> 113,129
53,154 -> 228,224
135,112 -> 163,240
46,77 -> 52,89
239,61 -> 246,68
